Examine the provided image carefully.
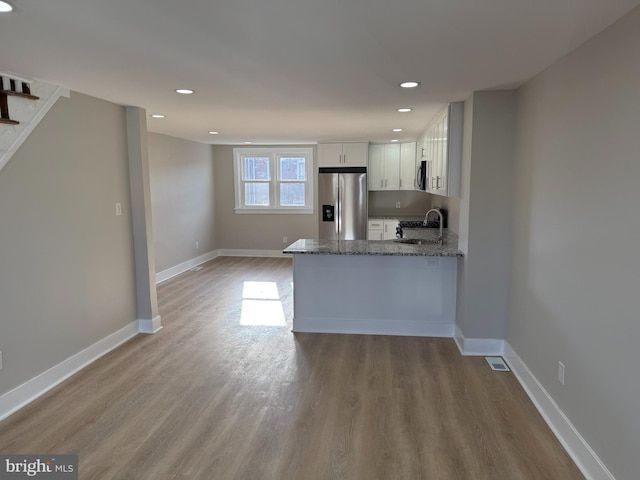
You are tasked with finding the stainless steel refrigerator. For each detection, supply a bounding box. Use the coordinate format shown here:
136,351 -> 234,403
318,167 -> 367,240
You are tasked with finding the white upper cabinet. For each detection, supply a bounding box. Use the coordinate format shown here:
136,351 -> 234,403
383,143 -> 400,190
368,144 -> 385,190
369,143 -> 399,190
399,142 -> 417,190
318,142 -> 368,167
420,102 -> 463,197
342,143 -> 368,166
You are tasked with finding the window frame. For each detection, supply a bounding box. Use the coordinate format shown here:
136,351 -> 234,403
233,147 -> 314,214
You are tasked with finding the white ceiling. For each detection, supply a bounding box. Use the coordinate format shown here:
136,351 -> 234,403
1,0 -> 638,145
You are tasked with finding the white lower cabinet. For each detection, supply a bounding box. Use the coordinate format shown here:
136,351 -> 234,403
383,219 -> 399,240
368,219 -> 384,240
368,219 -> 398,240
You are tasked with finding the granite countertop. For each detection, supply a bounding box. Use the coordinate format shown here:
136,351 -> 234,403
283,229 -> 463,257
369,215 -> 425,221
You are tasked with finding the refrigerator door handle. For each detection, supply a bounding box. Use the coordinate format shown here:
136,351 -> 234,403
337,173 -> 344,239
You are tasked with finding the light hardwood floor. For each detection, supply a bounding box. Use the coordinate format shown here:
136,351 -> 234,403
0,256 -> 584,479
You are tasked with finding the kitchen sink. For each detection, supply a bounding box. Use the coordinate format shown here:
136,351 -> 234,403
394,238 -> 429,245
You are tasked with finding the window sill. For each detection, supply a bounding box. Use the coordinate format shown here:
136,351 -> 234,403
234,208 -> 314,215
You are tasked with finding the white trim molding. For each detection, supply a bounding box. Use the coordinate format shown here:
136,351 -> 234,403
293,317 -> 454,337
0,77 -> 70,174
155,250 -> 219,284
155,249 -> 288,285
503,343 -> 616,480
454,325 -> 505,356
218,249 -> 288,258
138,316 -> 162,334
233,146 -> 314,214
0,321 -> 139,421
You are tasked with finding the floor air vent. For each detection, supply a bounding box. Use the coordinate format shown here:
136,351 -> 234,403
485,356 -> 510,372
189,266 -> 203,272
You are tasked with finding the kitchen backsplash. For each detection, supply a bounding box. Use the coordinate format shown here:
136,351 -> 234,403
368,191 -> 432,217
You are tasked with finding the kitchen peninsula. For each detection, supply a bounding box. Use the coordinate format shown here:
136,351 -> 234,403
283,229 -> 462,337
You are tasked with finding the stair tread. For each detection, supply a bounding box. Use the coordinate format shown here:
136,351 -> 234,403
0,89 -> 40,101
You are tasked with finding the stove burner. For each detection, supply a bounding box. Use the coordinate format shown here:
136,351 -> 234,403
398,220 -> 440,228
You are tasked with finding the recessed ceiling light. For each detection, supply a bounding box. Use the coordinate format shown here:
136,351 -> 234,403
391,139 -> 399,142
393,128 -> 403,132
400,81 -> 420,88
397,108 -> 412,113
208,131 -> 219,135
175,89 -> 194,95
0,1 -> 14,13
150,114 -> 166,119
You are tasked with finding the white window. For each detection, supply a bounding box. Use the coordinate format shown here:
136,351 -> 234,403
233,147 -> 314,214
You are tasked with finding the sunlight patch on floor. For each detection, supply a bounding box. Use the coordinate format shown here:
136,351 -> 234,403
240,281 -> 286,326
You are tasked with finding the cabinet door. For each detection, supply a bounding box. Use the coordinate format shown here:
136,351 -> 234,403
383,144 -> 400,190
383,219 -> 399,240
426,128 -> 436,193
445,102 -> 464,197
368,144 -> 384,191
368,221 -> 384,240
343,143 -> 368,166
318,143 -> 343,166
436,113 -> 448,195
399,142 -> 417,190
423,107 -> 448,193
419,102 -> 463,197
368,228 -> 384,240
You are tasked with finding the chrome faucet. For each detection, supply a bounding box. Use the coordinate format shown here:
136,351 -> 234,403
424,208 -> 444,245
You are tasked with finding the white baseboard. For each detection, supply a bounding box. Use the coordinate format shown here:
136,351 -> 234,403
138,315 -> 162,334
503,343 -> 615,480
218,249 -> 288,258
454,325 -> 505,356
293,317 -> 455,337
155,250 -> 219,284
0,320 -> 139,422
155,249 -> 289,285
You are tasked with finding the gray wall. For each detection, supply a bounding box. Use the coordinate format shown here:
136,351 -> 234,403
432,195 -> 459,235
508,7 -> 640,479
148,133 -> 216,272
213,145 -> 318,250
0,92 -> 136,395
456,91 -> 516,340
368,191 -> 431,217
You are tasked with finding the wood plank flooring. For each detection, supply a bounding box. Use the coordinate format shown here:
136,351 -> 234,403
0,256 -> 584,479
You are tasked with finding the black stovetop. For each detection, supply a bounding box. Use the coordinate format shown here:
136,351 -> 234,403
398,220 -> 440,228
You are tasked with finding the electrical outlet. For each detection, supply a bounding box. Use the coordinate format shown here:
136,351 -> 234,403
395,201 -> 401,208
115,203 -> 122,216
195,241 -> 199,249
283,236 -> 288,244
558,361 -> 565,385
